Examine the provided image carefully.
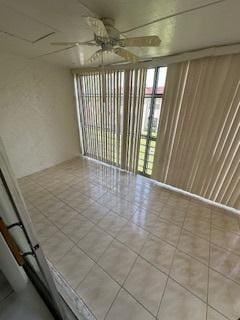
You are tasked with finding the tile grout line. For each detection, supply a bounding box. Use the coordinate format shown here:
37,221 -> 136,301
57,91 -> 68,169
130,211 -> 240,260
20,161 -> 240,320
75,232 -> 150,318
28,181 -> 240,290
102,258 -> 138,320
55,209 -> 154,319
25,166 -> 239,227
76,216 -> 151,317
156,203 -> 190,319
207,305 -> 232,320
49,261 -> 98,320
29,180 -> 240,290
102,228 -> 154,320
203,210 -> 234,320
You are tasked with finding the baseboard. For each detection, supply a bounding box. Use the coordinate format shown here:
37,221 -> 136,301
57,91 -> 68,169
82,155 -> 240,216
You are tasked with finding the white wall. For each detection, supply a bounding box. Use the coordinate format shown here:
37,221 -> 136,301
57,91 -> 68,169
0,53 -> 80,178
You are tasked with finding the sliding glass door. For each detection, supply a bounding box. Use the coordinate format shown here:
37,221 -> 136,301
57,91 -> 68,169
74,67 -> 166,176
74,68 -> 147,173
138,67 -> 167,176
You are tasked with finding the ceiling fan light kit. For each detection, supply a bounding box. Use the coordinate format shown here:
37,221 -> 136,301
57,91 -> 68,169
51,17 -> 161,64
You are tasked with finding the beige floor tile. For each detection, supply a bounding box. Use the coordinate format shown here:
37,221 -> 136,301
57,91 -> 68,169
125,191 -> 146,204
70,183 -> 93,195
131,211 -> 160,230
149,220 -> 181,246
28,158 -> 239,320
105,289 -> 154,320
124,257 -> 167,315
211,227 -> 240,255
48,205 -> 78,227
116,222 -> 149,253
112,200 -> 138,219
46,183 -> 70,195
211,212 -> 240,234
29,208 -> 47,223
77,226 -> 113,261
143,199 -> 168,214
81,202 -> 109,223
183,216 -> 211,240
170,251 -> 208,301
40,199 -> 66,215
209,270 -> 240,320
77,264 -> 120,320
42,232 -> 74,264
61,214 -> 94,243
85,185 -> 107,201
157,279 -> 206,320
159,204 -> 186,226
178,230 -> 210,264
54,246 -> 94,289
148,191 -> 170,205
207,307 -> 228,320
167,196 -> 190,210
97,212 -> 127,236
57,187 -> 81,202
67,195 -> 95,212
210,245 -> 240,283
140,236 -> 175,274
187,204 -> 211,221
96,192 -> 120,209
33,196 -> 63,212
98,240 -> 137,284
33,218 -> 58,243
26,189 -> 47,200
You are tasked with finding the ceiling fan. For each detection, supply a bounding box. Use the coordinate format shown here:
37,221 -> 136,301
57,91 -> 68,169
51,17 -> 161,64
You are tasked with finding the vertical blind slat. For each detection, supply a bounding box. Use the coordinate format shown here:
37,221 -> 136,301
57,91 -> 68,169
76,68 -> 146,172
152,54 -> 240,209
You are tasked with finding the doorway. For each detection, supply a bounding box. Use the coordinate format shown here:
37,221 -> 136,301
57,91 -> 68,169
0,139 -> 78,320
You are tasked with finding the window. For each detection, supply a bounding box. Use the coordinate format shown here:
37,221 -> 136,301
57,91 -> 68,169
138,67 -> 167,176
77,71 -> 124,166
75,68 -> 147,173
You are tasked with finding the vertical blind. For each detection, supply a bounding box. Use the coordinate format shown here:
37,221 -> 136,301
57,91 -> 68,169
74,68 -> 147,172
121,69 -> 147,173
152,54 -> 240,209
75,70 -> 124,166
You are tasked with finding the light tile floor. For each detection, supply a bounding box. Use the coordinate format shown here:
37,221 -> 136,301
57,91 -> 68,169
18,157 -> 240,320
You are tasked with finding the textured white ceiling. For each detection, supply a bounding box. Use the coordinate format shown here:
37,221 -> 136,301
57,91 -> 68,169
0,0 -> 239,68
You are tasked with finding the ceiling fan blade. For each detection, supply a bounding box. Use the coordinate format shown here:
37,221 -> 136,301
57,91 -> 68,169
114,48 -> 138,63
51,41 -> 96,46
85,17 -> 109,38
88,49 -> 104,63
119,36 -> 161,47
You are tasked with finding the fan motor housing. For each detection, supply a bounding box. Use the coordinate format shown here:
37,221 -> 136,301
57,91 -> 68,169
94,33 -> 119,49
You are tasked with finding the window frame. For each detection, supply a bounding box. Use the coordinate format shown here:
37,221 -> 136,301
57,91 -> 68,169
138,66 -> 166,177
